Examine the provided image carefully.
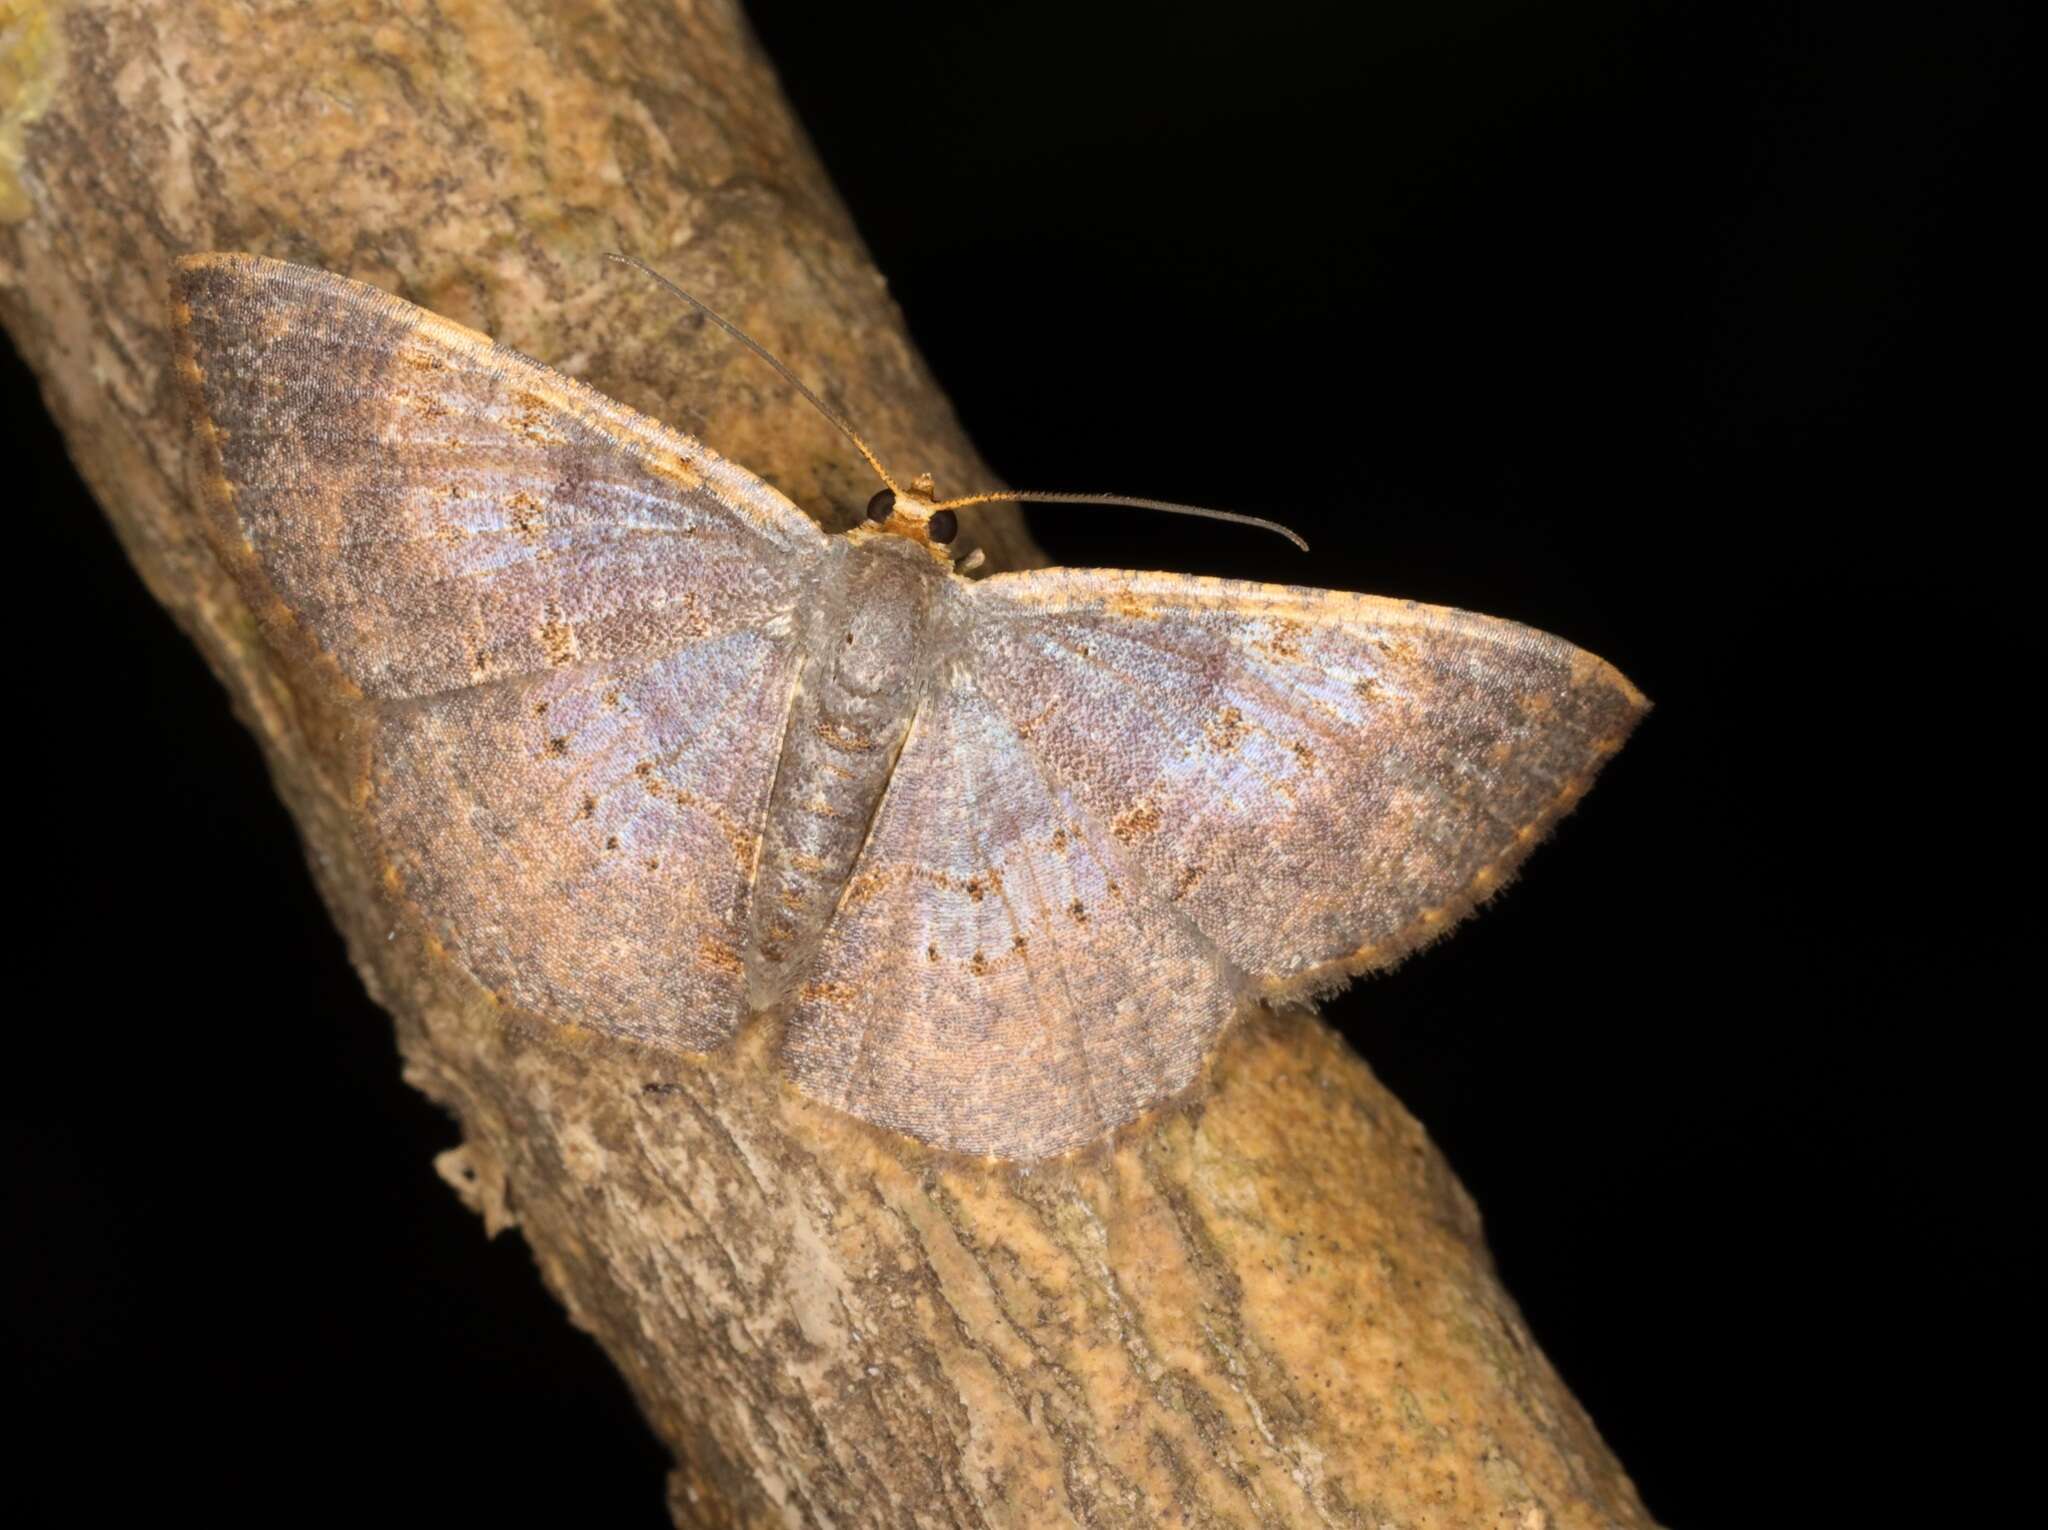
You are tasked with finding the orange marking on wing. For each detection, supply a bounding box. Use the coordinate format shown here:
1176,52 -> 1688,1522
1112,800 -> 1163,842
1203,705 -> 1247,752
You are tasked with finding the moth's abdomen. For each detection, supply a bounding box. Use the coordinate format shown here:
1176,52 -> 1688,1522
746,539 -> 942,1005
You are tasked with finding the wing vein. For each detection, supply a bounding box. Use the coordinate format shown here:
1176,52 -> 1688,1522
966,662 -> 1240,991
955,687 -> 1107,1142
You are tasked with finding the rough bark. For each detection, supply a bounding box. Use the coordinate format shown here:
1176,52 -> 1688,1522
0,4 -> 1658,1526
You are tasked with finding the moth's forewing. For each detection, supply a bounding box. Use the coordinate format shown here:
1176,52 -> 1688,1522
964,570 -> 1647,997
169,254 -> 824,1045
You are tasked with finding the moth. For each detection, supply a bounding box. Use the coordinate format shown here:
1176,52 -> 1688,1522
169,253 -> 1646,1159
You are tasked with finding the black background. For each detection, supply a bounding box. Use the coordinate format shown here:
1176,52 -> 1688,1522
6,3 -> 2024,1525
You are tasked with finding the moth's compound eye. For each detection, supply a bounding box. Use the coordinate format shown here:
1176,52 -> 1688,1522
928,509 -> 959,544
866,490 -> 895,523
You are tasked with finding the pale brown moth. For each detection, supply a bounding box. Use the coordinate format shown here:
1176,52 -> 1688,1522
169,253 -> 1646,1159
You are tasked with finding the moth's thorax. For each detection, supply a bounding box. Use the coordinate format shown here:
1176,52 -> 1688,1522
745,536 -> 951,1004
831,545 -> 939,695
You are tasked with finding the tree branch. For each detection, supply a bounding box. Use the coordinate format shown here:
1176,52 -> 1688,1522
0,3 -> 1657,1524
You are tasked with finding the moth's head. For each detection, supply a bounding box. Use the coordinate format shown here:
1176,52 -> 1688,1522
853,473 -> 960,567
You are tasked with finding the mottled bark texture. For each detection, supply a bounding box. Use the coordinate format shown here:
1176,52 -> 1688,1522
1,4 -> 1657,1526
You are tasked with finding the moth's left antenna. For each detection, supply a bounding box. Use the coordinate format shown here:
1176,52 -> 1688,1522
607,253 -> 902,496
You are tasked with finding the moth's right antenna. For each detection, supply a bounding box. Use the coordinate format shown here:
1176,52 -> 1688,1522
922,489 -> 1310,552
606,253 -> 902,496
